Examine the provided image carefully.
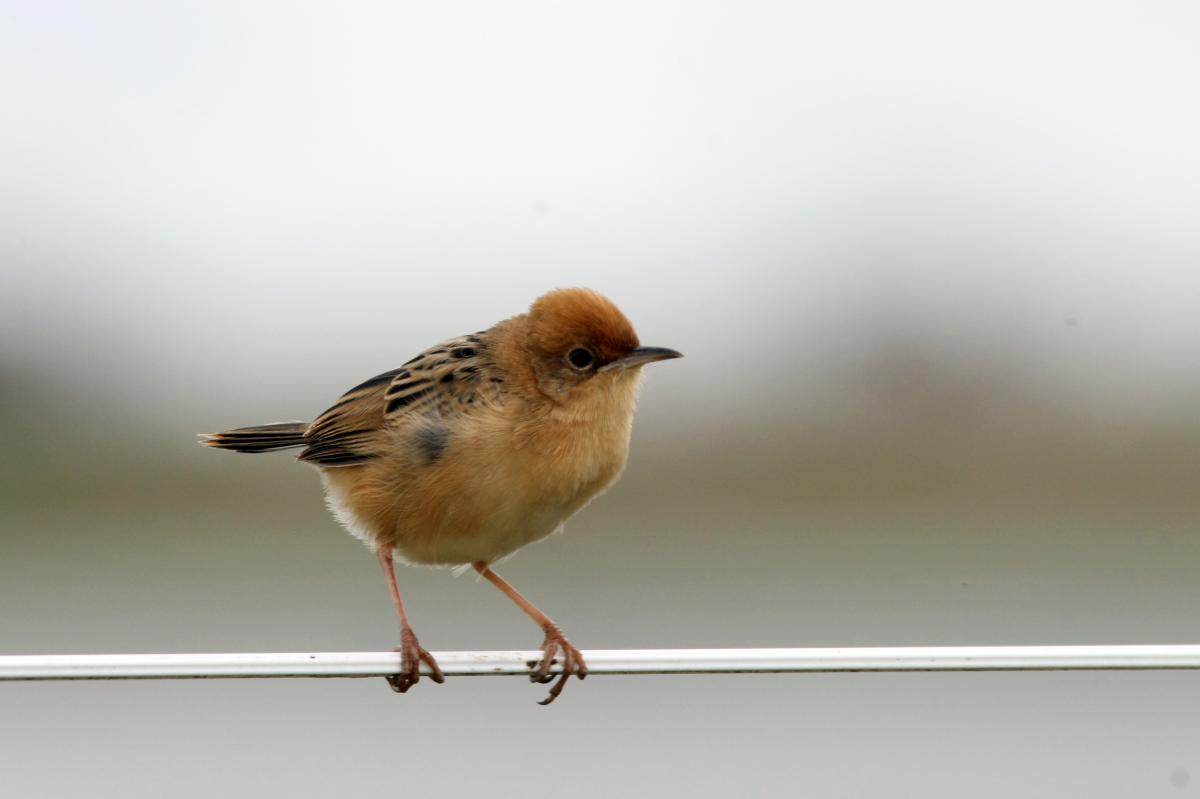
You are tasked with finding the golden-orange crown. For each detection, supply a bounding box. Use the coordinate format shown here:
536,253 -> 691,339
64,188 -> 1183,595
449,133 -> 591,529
526,288 -> 640,363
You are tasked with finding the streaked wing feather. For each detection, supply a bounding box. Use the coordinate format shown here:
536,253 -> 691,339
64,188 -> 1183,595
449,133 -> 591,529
298,333 -> 502,467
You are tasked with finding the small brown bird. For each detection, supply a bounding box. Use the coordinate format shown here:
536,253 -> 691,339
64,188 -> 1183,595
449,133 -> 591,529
203,288 -> 680,704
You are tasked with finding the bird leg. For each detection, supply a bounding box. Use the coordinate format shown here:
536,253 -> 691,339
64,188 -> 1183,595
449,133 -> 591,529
378,548 -> 444,693
472,561 -> 587,705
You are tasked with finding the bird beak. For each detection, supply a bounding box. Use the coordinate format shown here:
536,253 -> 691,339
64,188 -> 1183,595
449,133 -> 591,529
599,346 -> 683,372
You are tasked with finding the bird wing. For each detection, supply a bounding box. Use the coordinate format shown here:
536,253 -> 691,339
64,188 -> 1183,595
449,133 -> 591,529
299,332 -> 502,467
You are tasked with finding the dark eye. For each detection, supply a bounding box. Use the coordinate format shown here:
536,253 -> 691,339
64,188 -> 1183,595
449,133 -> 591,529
567,347 -> 594,370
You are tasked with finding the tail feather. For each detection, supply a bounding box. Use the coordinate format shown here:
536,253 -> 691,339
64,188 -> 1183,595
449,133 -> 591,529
201,421 -> 309,453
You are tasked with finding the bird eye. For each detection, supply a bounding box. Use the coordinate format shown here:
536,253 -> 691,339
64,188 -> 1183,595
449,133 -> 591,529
567,347 -> 594,370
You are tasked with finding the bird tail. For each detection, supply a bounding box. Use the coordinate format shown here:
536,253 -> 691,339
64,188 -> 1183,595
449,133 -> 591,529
200,421 -> 309,453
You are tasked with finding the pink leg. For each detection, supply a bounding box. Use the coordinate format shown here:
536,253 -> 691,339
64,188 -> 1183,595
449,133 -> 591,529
472,561 -> 587,705
378,548 -> 444,692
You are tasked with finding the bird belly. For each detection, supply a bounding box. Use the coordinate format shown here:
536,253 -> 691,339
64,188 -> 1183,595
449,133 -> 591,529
403,499 -> 571,566
319,433 -> 627,566
391,453 -> 619,566
319,386 -> 636,566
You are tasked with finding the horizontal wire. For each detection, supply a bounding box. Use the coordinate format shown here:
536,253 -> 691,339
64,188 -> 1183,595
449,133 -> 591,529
5,645 -> 1200,680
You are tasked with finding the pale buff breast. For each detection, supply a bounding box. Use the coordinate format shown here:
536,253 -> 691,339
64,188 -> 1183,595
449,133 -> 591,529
320,374 -> 641,566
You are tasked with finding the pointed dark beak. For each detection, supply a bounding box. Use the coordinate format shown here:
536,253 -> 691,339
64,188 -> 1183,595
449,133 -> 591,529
599,346 -> 683,372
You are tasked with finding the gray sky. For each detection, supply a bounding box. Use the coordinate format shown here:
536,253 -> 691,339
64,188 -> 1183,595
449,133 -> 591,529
3,2 -> 1198,436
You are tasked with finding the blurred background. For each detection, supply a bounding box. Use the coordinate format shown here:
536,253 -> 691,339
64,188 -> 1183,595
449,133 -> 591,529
2,1 -> 1198,796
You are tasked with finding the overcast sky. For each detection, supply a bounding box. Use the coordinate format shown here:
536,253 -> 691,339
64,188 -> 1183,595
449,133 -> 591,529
3,1 -> 1198,435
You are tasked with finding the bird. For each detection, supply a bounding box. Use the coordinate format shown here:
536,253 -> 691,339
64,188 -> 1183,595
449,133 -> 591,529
201,288 -> 681,704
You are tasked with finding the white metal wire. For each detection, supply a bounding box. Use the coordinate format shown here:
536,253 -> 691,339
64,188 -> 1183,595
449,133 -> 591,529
4,645 -> 1200,681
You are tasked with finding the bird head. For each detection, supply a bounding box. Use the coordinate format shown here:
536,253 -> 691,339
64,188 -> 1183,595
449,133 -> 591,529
520,288 -> 682,401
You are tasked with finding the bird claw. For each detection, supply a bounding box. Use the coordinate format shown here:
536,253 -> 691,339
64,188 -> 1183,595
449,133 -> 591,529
386,627 -> 445,693
532,625 -> 587,706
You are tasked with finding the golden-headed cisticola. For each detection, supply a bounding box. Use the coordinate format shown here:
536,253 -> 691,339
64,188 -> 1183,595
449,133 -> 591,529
202,288 -> 681,704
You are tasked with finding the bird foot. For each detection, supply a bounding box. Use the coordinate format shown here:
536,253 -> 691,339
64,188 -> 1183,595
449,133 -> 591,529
530,624 -> 587,706
386,627 -> 445,693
